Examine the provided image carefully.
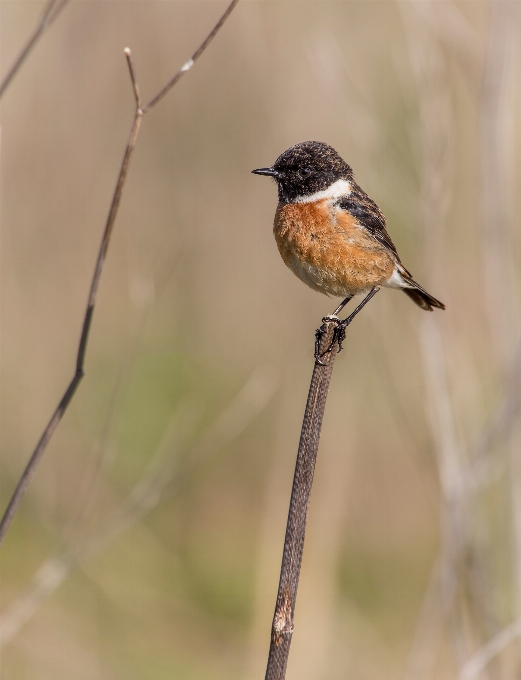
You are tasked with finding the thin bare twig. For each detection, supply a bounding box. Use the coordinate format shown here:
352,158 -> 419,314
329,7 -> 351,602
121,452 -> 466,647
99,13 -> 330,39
264,319 -> 340,680
0,0 -> 240,549
0,0 -> 70,99
124,48 -> 142,111
142,0 -> 240,113
0,98 -> 143,549
0,368 -> 276,646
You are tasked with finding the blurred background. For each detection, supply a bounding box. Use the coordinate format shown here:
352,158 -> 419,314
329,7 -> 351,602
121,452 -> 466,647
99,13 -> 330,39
1,1 -> 520,678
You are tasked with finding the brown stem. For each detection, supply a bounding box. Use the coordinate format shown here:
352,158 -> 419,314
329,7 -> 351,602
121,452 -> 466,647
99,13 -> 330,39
265,319 -> 339,680
0,108 -> 143,549
0,0 -> 70,99
0,0 -> 240,549
143,0 -> 240,113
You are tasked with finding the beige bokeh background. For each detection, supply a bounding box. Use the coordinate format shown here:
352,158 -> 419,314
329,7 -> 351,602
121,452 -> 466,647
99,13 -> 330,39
1,1 -> 520,678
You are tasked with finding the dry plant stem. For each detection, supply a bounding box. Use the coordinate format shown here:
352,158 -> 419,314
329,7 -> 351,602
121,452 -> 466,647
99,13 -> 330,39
265,319 -> 339,680
143,0 -> 240,113
0,0 -> 240,549
0,96 -> 143,550
0,0 -> 70,99
0,369 -> 276,645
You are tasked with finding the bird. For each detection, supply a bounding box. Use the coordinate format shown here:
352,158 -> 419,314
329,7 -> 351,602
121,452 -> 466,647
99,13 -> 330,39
252,141 -> 444,361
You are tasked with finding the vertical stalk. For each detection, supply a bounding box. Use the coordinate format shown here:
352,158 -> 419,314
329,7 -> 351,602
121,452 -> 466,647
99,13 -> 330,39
265,319 -> 339,680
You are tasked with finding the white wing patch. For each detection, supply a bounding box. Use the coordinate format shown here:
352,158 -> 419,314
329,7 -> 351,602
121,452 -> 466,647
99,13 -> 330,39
385,266 -> 411,289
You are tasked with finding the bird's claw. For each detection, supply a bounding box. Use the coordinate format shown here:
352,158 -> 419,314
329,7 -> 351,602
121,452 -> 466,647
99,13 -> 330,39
314,316 -> 349,364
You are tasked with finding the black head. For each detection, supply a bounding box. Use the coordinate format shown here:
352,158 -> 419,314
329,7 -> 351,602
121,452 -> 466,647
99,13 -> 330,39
252,141 -> 353,203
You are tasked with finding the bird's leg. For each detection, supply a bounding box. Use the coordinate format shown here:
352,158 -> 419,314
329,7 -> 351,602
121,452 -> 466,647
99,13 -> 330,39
315,288 -> 380,363
334,287 -> 380,351
331,295 -> 353,317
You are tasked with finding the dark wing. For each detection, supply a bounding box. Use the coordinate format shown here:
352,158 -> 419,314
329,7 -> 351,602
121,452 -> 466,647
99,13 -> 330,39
337,185 -> 401,261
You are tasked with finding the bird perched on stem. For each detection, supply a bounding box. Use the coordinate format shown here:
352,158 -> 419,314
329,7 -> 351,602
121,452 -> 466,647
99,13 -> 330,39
252,141 -> 444,362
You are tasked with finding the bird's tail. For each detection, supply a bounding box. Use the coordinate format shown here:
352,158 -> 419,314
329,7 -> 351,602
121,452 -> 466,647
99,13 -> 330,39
401,273 -> 445,311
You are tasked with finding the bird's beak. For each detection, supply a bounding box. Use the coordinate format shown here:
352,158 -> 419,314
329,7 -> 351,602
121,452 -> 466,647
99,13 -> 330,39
251,167 -> 279,177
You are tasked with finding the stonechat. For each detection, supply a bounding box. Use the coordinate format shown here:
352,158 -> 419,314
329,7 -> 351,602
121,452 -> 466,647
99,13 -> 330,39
252,141 -> 444,361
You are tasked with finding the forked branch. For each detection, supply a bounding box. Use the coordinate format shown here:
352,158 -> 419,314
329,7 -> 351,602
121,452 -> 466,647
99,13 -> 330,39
0,0 -> 240,549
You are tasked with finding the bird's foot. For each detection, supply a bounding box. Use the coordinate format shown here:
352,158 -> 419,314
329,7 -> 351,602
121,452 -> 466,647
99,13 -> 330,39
314,315 -> 345,364
314,288 -> 380,364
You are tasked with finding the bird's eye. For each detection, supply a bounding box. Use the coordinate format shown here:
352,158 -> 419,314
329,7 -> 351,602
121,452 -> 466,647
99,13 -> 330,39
299,168 -> 311,176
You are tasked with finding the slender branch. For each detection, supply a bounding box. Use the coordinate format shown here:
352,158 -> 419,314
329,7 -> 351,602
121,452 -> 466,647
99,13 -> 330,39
0,368 -> 276,646
0,0 -> 240,549
0,0 -> 70,99
142,0 -> 240,113
124,48 -> 142,111
264,319 -> 340,680
0,373 -> 82,547
0,107 -> 144,550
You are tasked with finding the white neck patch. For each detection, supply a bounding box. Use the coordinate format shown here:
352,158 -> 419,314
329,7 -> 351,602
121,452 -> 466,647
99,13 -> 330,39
295,178 -> 352,204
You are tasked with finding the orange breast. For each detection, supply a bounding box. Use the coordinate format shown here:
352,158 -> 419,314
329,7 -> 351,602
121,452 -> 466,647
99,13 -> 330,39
273,201 -> 395,297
